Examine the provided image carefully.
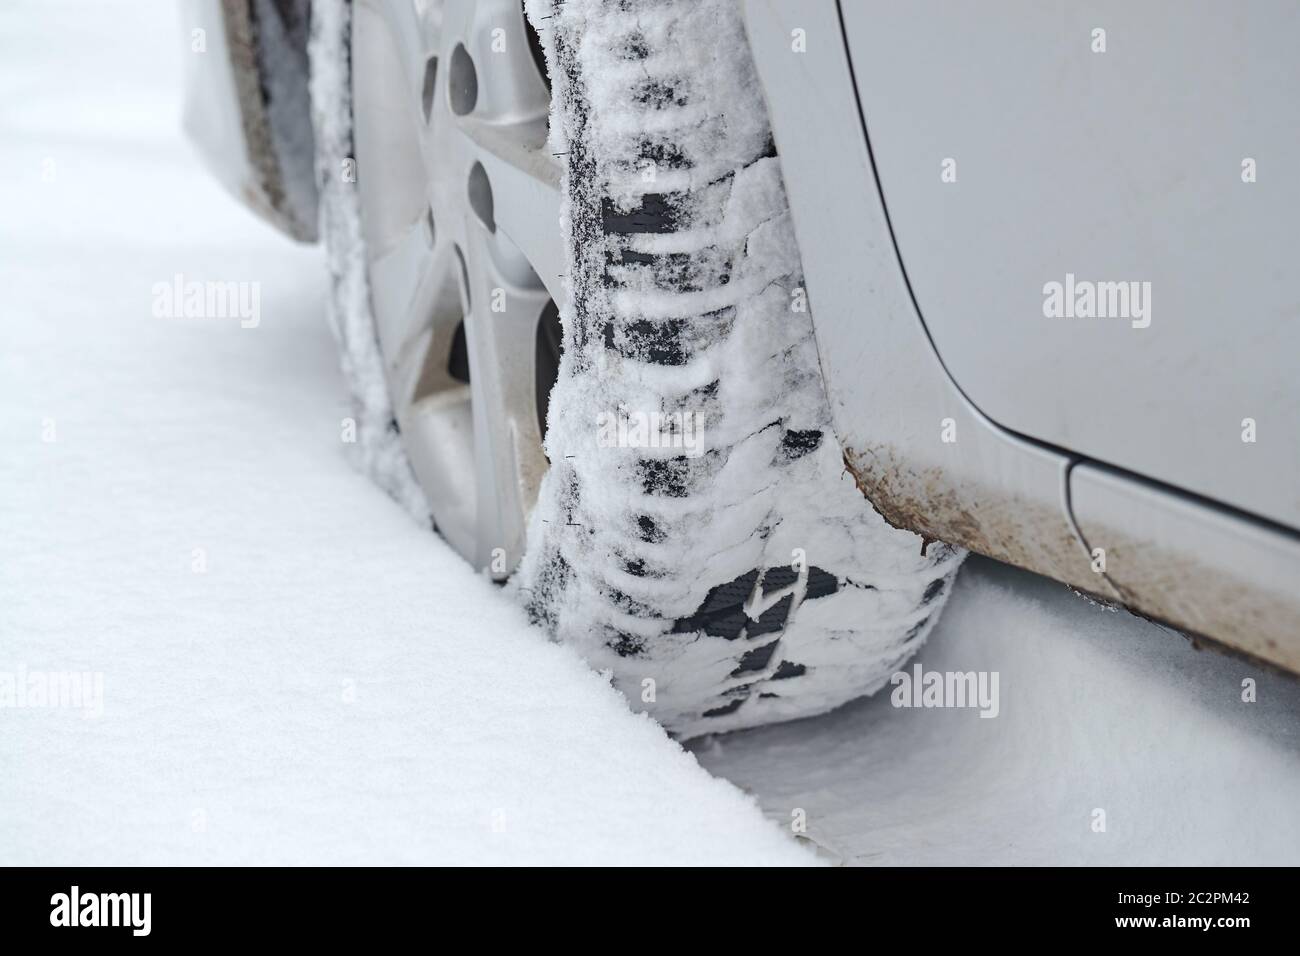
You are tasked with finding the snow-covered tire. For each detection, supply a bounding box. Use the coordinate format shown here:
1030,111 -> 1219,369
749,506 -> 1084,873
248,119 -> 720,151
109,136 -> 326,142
310,0 -> 964,739
516,0 -> 966,738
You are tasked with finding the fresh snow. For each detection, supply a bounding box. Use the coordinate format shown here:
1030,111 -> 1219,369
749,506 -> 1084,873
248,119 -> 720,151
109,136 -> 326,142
0,0 -> 812,866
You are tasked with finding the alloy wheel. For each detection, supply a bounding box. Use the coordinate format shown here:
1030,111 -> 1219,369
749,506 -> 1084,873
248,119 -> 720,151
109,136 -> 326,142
352,0 -> 563,577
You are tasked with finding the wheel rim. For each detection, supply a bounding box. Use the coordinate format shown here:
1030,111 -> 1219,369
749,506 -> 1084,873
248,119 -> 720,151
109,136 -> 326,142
352,0 -> 563,577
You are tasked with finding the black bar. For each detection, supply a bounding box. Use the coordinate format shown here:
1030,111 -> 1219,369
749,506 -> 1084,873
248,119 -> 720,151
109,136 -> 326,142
0,867 -> 1285,942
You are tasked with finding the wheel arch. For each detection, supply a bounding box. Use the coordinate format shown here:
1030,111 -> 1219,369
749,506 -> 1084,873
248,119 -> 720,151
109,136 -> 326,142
183,0 -> 320,241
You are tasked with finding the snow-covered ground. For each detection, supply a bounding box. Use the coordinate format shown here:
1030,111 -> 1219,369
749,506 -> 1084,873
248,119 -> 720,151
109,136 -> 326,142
0,0 -> 810,866
693,557 -> 1300,865
3,0 -> 1298,867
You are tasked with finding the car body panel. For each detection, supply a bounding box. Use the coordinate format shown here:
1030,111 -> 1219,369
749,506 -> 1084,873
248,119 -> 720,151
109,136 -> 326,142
1072,462 -> 1300,672
742,0 -> 1300,671
739,0 -> 1105,596
840,0 -> 1300,529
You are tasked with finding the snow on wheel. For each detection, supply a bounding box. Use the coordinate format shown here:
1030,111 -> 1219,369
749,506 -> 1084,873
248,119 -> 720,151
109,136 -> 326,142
311,0 -> 964,738
312,0 -> 564,566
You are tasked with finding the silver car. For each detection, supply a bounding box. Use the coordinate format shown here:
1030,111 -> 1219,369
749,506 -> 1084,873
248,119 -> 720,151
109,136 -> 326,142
185,0 -> 1300,736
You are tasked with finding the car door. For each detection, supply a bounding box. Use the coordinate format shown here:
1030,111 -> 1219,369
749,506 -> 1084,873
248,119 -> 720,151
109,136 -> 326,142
841,0 -> 1300,530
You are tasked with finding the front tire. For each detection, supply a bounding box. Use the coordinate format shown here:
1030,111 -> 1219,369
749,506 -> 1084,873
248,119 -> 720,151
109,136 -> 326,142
312,0 -> 965,738
518,0 -> 964,737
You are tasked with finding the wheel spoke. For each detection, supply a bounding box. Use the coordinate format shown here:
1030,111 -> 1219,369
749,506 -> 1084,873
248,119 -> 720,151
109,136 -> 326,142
356,0 -> 563,575
459,119 -> 565,306
367,215 -> 437,379
460,217 -> 553,574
